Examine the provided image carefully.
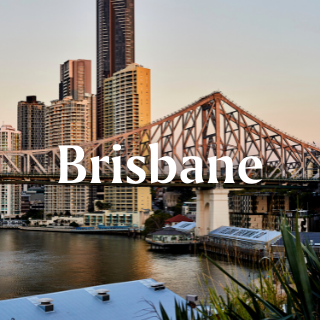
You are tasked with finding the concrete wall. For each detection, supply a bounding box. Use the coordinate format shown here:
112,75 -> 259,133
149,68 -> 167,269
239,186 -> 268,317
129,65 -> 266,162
196,188 -> 230,236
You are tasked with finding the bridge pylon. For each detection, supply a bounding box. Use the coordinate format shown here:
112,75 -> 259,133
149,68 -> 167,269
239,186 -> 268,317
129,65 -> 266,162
195,186 -> 230,237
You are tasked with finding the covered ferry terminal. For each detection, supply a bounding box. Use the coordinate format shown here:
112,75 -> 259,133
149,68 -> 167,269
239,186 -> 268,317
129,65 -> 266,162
198,226 -> 282,261
208,226 -> 282,250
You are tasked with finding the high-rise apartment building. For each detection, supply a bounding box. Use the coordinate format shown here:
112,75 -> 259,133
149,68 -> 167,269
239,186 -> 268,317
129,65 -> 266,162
0,125 -> 21,218
44,95 -> 96,215
18,96 -> 45,151
97,0 -> 135,138
59,60 -> 92,101
103,63 -> 151,213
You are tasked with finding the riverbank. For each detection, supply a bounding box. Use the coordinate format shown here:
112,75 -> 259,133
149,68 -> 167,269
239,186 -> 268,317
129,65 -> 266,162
16,226 -> 144,237
0,226 -> 20,229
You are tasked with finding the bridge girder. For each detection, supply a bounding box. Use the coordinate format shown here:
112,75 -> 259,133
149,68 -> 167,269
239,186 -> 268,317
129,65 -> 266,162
0,92 -> 319,185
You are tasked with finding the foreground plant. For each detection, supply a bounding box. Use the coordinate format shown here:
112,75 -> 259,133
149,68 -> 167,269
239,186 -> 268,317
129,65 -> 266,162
159,214 -> 320,319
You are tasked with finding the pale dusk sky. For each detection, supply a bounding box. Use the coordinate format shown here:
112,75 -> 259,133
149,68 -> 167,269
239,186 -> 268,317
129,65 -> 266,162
0,0 -> 319,144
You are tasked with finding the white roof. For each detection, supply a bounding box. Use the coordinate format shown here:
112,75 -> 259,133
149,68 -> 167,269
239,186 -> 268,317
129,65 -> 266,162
209,226 -> 281,243
172,222 -> 196,232
0,279 -> 188,320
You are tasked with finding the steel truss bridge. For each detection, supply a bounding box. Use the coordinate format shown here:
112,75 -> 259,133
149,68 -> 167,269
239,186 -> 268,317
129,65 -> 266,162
1,92 -> 319,189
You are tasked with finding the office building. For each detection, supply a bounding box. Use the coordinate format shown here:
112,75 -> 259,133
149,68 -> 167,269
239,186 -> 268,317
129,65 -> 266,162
17,96 -> 46,179
44,95 -> 96,215
59,60 -> 92,100
229,193 -> 290,230
97,0 -> 135,138
0,125 -> 21,218
21,187 -> 45,215
103,63 -> 151,213
17,96 -> 45,151
163,191 -> 181,209
182,201 -> 197,221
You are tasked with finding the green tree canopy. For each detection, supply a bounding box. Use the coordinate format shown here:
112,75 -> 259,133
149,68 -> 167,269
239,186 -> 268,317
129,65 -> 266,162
143,210 -> 172,235
21,209 -> 44,220
95,201 -> 112,211
166,187 -> 196,215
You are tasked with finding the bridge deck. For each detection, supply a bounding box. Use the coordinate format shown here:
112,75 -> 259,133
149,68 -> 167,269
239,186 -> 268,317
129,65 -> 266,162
0,173 -> 318,189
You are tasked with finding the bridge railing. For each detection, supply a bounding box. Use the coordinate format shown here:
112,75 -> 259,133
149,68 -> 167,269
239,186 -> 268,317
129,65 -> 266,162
0,172 -> 318,182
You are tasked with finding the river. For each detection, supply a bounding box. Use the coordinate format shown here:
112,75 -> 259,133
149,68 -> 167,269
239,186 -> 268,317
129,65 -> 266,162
0,230 -> 256,301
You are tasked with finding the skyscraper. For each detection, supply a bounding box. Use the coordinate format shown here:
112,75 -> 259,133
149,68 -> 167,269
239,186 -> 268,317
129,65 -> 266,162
59,60 -> 92,101
97,0 -> 135,138
0,125 -> 21,218
17,96 -> 45,151
103,63 -> 151,213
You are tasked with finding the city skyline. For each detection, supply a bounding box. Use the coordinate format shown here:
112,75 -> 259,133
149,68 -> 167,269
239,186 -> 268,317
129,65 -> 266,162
0,0 -> 319,144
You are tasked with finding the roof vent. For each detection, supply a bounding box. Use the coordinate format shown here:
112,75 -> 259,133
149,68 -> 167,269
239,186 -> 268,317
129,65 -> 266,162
186,295 -> 198,302
38,298 -> 54,312
150,282 -> 166,291
186,295 -> 198,308
95,289 -> 110,302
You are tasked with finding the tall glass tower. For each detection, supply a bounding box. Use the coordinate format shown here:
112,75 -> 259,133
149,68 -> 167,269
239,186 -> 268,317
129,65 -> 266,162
97,0 -> 135,138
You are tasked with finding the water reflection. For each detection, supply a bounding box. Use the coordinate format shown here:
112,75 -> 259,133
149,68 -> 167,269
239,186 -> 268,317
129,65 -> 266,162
0,230 -> 255,300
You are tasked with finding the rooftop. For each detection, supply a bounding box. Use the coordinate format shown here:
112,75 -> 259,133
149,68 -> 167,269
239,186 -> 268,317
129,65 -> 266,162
209,226 -> 282,243
165,214 -> 193,223
0,279 -> 186,320
172,222 -> 196,233
0,124 -> 19,132
150,227 -> 187,236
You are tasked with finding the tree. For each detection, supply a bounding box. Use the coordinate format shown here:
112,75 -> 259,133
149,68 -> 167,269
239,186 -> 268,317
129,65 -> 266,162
166,187 -> 196,215
21,209 -> 44,221
173,203 -> 182,216
70,221 -> 79,228
288,190 -> 320,213
143,210 -> 171,236
151,188 -> 156,200
95,201 -> 112,211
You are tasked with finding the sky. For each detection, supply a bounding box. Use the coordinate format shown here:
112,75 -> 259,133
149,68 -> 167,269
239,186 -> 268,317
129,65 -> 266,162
0,0 -> 319,144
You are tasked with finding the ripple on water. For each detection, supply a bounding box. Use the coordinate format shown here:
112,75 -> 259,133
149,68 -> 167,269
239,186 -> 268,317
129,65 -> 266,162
0,230 -> 256,300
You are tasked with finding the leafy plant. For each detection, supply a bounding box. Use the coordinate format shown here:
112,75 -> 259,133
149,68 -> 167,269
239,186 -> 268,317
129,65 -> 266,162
69,221 -> 79,228
95,201 -> 112,210
143,210 -> 171,236
160,300 -> 209,320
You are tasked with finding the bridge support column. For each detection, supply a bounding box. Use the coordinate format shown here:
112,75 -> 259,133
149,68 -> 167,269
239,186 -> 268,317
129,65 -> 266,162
195,188 -> 230,237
